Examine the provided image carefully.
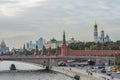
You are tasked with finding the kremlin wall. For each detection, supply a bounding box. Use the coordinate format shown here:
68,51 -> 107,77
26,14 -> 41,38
58,22 -> 120,57
33,22 -> 120,57
60,32 -> 120,57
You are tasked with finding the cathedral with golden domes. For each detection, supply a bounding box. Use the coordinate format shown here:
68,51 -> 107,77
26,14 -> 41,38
93,22 -> 111,43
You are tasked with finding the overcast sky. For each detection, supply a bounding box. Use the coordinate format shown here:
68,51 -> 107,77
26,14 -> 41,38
0,0 -> 120,49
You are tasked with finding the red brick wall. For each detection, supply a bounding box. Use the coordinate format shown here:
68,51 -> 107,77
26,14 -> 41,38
67,49 -> 120,56
60,44 -> 120,56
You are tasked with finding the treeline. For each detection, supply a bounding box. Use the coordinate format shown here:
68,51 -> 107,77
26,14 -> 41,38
68,40 -> 120,50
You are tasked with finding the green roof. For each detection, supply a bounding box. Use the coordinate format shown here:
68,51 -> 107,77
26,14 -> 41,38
50,38 -> 57,43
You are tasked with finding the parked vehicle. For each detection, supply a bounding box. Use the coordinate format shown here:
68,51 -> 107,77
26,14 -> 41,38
106,72 -> 111,76
116,71 -> 120,74
91,69 -> 96,72
58,61 -> 66,66
101,68 -> 106,73
97,66 -> 105,69
111,67 -> 117,72
106,68 -> 111,72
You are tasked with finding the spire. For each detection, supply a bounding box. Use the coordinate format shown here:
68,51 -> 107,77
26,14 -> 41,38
63,31 -> 66,45
34,45 -> 38,56
48,46 -> 51,55
61,31 -> 67,56
23,44 -> 26,55
35,45 -> 39,53
23,44 -> 26,50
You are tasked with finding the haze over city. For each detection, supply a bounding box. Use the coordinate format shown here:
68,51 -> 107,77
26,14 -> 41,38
0,0 -> 120,49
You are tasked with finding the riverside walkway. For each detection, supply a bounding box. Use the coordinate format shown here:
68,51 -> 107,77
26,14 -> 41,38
52,67 -> 98,80
52,67 -> 120,80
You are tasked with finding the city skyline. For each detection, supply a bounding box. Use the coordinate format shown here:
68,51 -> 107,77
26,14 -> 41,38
0,0 -> 120,49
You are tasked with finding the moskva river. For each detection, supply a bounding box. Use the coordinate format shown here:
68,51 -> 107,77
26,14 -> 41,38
0,71 -> 73,80
0,61 -> 73,80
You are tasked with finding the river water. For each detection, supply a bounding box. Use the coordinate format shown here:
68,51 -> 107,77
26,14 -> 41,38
0,61 -> 73,80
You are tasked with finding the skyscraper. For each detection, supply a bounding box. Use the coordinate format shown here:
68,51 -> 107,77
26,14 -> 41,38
26,41 -> 35,51
0,40 -> 9,54
36,37 -> 45,49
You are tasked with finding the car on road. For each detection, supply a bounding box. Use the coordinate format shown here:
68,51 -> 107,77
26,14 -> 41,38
106,69 -> 111,72
106,72 -> 111,76
101,68 -> 106,73
91,69 -> 96,72
111,67 -> 117,72
96,66 -> 105,69
116,71 -> 120,74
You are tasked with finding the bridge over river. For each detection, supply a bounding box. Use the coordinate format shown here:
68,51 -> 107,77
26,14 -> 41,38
0,55 -> 115,70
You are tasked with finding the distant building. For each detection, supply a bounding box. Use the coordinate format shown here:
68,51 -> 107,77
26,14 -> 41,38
93,22 -> 111,43
26,37 -> 46,51
45,36 -> 79,49
11,48 -> 23,53
99,29 -> 111,43
26,41 -> 35,51
36,37 -> 45,49
45,38 -> 63,49
93,22 -> 99,43
0,40 -> 9,54
68,36 -> 79,43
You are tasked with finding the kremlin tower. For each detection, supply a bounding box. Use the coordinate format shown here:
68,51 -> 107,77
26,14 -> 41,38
61,32 -> 68,56
93,22 -> 98,43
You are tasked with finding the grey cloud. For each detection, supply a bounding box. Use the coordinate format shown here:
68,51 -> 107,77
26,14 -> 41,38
0,0 -> 120,48
0,0 -> 18,3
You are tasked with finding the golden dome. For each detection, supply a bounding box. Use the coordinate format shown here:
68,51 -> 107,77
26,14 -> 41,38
101,29 -> 104,32
70,36 -> 75,40
94,22 -> 97,28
